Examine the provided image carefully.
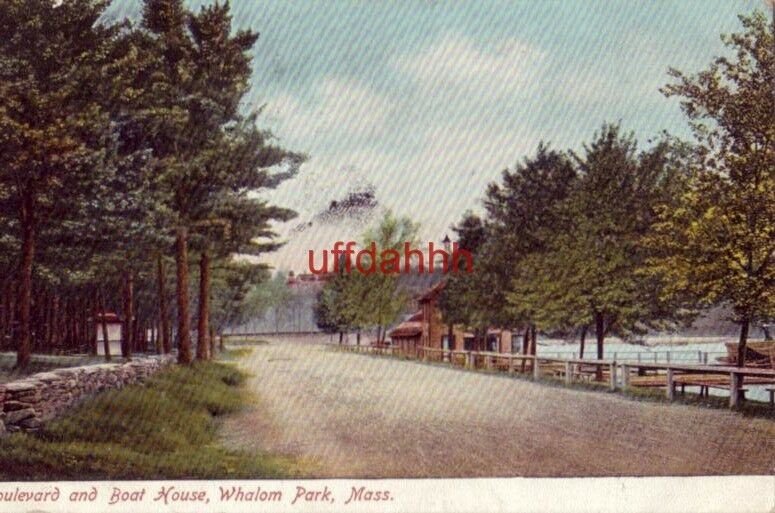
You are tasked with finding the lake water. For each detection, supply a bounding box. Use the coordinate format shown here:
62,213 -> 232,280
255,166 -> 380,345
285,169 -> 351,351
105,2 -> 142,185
536,337 -> 772,403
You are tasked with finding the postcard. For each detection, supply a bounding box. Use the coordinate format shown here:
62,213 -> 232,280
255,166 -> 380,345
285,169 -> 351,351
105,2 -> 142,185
0,1 -> 773,512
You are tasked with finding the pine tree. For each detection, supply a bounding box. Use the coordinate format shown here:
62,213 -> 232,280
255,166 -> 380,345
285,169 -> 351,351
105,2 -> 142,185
133,0 -> 303,363
0,0 -> 125,367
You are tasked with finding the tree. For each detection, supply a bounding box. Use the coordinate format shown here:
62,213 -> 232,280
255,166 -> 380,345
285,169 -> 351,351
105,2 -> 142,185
246,270 -> 293,334
486,144 -> 577,354
315,262 -> 356,344
357,211 -> 419,342
209,260 -> 271,348
315,211 -> 419,344
187,117 -> 302,360
439,145 -> 577,354
437,212 -> 491,348
0,0 -> 125,367
133,0 -> 302,363
652,9 -> 775,365
514,125 -> 691,366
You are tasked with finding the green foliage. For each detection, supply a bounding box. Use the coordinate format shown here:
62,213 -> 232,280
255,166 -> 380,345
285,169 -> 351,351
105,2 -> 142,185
438,212 -> 492,332
316,211 -> 419,338
650,10 -> 775,338
439,145 -> 577,336
510,126 -> 693,351
356,211 -> 419,335
0,0 -> 304,362
0,362 -> 298,479
208,260 -> 271,333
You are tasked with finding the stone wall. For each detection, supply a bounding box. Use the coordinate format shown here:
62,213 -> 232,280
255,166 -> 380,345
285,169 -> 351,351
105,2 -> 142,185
0,355 -> 175,434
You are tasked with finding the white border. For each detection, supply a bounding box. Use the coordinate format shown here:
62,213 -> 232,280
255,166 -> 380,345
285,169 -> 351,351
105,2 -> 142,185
0,477 -> 773,513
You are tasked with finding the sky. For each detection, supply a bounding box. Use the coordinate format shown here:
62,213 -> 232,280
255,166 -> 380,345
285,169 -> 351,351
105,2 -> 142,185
110,0 -> 765,272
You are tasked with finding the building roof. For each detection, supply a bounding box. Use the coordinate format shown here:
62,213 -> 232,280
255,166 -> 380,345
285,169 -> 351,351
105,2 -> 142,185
417,280 -> 446,302
389,321 -> 423,338
93,312 -> 122,323
407,310 -> 423,322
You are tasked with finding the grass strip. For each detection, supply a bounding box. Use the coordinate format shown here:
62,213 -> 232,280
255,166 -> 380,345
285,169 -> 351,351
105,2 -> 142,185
0,360 -> 298,480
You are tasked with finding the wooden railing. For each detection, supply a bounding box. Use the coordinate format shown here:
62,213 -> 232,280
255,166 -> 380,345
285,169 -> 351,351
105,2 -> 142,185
335,344 -> 775,408
544,350 -> 727,365
620,362 -> 775,407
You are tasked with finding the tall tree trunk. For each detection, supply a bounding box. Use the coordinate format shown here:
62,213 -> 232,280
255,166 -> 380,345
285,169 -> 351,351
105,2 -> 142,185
356,330 -> 361,346
42,292 -> 52,351
68,298 -> 77,350
196,250 -> 210,361
529,325 -> 537,356
122,269 -> 134,359
448,324 -> 454,351
98,289 -> 111,362
522,326 -> 529,354
737,317 -> 749,368
156,254 -> 171,354
47,295 -> 56,349
175,227 -> 192,364
16,193 -> 35,368
138,320 -> 146,353
338,331 -> 343,345
521,326 -> 530,372
595,312 -> 605,381
86,296 -> 97,355
595,312 -> 605,359
51,295 -> 60,350
579,324 -> 587,359
0,280 -> 11,350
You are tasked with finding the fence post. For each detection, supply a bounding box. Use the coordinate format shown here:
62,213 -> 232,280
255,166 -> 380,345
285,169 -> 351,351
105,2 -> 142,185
533,357 -> 540,380
622,364 -> 630,388
509,356 -> 515,374
564,361 -> 571,385
666,368 -> 675,401
609,362 -> 617,391
729,372 -> 742,408
466,351 -> 473,369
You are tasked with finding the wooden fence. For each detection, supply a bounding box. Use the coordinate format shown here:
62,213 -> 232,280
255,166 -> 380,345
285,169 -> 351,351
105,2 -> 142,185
336,344 -> 775,408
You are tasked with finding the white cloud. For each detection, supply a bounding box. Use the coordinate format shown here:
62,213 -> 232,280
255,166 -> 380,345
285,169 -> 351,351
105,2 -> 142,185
258,36 -> 550,271
261,121 -> 539,271
264,77 -> 392,148
392,33 -> 547,100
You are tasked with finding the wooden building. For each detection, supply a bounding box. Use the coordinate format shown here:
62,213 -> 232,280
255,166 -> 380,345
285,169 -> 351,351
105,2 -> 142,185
390,281 -> 515,354
389,311 -> 423,354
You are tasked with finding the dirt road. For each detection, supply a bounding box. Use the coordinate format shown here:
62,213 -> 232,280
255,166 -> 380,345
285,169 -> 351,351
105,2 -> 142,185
221,341 -> 775,477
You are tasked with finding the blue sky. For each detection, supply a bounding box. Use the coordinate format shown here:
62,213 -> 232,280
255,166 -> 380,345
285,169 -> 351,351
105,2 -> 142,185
111,0 -> 765,270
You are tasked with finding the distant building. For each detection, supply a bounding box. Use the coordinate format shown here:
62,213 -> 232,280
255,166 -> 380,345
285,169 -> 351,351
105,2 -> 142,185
93,312 -> 123,356
389,311 -> 423,354
389,281 -> 514,354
